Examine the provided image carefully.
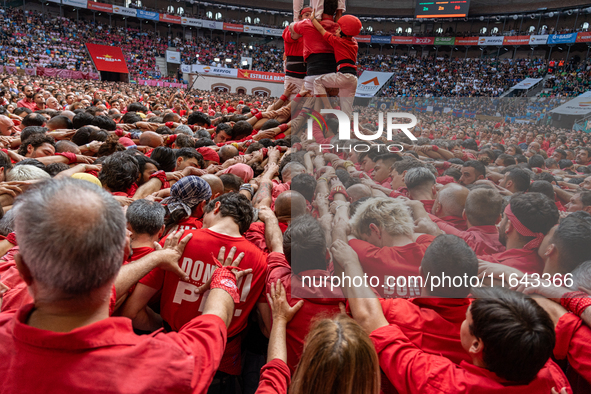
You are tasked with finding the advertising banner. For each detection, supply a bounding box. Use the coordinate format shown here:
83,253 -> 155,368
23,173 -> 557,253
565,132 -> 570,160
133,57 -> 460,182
237,69 -> 285,83
223,23 -> 244,32
181,17 -> 202,27
355,71 -> 394,98
503,36 -> 530,45
137,10 -> 159,21
413,37 -> 435,45
191,64 -> 239,78
576,32 -> 591,43
529,35 -> 549,45
160,14 -> 181,24
547,33 -> 577,44
455,37 -> 478,45
264,28 -> 283,36
85,43 -> 129,73
62,0 -> 88,8
478,36 -> 504,46
244,25 -> 265,34
87,1 -> 112,12
354,35 -> 371,43
434,37 -> 455,45
391,36 -> 414,44
371,36 -> 392,44
166,50 -> 181,64
112,5 -> 136,17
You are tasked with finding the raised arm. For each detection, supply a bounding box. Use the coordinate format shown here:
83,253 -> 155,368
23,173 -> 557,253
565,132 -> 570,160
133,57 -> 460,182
310,11 -> 327,36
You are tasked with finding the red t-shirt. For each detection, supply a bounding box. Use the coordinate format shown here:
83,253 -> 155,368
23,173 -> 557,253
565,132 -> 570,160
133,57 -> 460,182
436,215 -> 468,232
255,359 -> 291,394
420,199 -> 435,214
554,312 -> 591,392
349,235 -> 435,298
432,217 -> 505,255
244,222 -> 288,253
283,26 -> 304,57
0,257 -> 29,313
322,31 -> 358,70
371,324 -> 571,394
266,252 -> 344,373
292,18 -> 338,60
380,297 -> 472,365
177,216 -> 203,231
0,305 -> 226,394
139,228 -> 268,374
479,248 -> 544,275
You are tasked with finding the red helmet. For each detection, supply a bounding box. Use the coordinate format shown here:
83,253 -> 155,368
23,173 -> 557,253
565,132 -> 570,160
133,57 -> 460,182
338,15 -> 362,37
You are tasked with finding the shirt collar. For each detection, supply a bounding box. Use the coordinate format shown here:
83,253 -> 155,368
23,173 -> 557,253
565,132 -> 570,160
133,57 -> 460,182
11,304 -> 140,350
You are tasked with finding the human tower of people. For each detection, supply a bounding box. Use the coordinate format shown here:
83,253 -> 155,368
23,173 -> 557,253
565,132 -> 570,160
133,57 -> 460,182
0,1 -> 591,393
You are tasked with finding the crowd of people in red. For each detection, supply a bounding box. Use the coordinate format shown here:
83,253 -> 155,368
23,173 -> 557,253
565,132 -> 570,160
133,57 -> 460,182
0,1 -> 591,393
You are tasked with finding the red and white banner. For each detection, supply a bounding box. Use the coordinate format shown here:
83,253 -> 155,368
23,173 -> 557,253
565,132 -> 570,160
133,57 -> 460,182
576,32 -> 591,43
354,35 -> 371,43
391,36 -> 414,45
87,1 -> 112,12
455,37 -> 478,46
503,36 -> 530,45
223,23 -> 244,32
85,43 -> 129,73
160,14 -> 181,24
413,37 -> 435,45
237,69 -> 284,83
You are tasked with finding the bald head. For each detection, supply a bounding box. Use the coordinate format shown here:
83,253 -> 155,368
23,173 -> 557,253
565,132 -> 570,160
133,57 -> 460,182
434,183 -> 469,217
281,162 -> 306,183
139,131 -> 164,148
219,145 -> 239,163
55,140 -> 81,154
347,184 -> 373,202
200,174 -> 224,199
274,190 -> 307,222
0,115 -> 17,136
61,110 -> 75,121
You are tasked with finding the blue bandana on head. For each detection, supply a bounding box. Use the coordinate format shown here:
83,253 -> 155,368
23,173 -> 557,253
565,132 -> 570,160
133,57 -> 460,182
161,176 -> 212,217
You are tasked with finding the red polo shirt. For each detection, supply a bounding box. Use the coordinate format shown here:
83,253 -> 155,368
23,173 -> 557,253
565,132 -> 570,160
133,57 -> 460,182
431,217 -> 505,255
0,304 -> 226,394
266,252 -> 344,373
380,297 -> 472,365
371,324 -> 571,394
349,235 -> 435,298
478,248 -> 544,275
